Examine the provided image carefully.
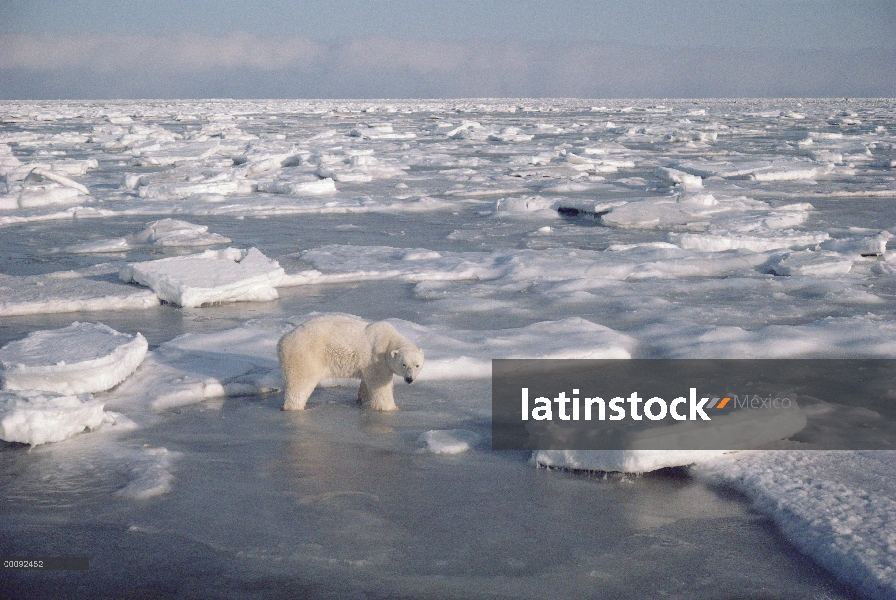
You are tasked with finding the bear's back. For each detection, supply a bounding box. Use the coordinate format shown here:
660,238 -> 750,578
279,315 -> 368,354
279,316 -> 370,378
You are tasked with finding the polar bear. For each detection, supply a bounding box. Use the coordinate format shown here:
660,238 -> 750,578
277,315 -> 424,411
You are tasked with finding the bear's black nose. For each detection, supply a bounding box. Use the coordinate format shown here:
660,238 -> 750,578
405,376 -> 413,384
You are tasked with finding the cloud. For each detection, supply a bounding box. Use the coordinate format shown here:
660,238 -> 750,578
0,32 -> 323,72
0,32 -> 893,99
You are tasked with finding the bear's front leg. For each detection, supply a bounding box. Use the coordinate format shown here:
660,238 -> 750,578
357,380 -> 370,405
362,371 -> 398,411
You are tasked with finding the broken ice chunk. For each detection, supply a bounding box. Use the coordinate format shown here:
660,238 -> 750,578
0,390 -> 105,446
771,251 -> 854,276
419,429 -> 480,454
0,322 -> 148,395
119,247 -> 285,308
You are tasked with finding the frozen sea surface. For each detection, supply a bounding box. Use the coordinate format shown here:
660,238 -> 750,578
1,98 -> 895,599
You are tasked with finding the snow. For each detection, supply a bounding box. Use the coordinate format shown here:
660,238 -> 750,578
0,322 -> 147,395
1,98 -> 895,600
119,247 -> 285,307
0,389 -> 105,446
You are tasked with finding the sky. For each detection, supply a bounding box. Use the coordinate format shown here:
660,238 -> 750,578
0,0 -> 894,99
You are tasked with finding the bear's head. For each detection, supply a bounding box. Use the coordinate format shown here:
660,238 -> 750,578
389,346 -> 424,384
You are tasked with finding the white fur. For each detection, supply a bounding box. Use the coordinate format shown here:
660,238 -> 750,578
277,316 -> 424,411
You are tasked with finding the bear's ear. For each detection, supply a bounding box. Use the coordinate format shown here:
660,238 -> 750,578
390,349 -> 399,357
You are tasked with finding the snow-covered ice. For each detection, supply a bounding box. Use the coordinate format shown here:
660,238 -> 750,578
1,98 -> 895,600
0,266 -> 160,316
119,247 -> 285,307
0,390 -> 105,446
0,322 -> 147,395
695,452 -> 896,600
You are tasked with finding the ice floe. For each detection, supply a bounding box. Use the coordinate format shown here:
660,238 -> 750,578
419,429 -> 480,454
655,167 -> 703,190
695,452 -> 896,600
0,390 -> 106,446
2,167 -> 93,209
119,247 -> 285,308
770,250 -> 854,276
0,266 -> 160,316
257,176 -> 337,195
675,158 -> 834,181
0,322 -> 147,395
66,219 -> 231,253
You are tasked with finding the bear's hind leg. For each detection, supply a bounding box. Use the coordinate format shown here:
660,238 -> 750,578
283,380 -> 317,410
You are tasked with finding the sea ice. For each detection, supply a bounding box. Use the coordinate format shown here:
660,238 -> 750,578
130,139 -> 221,166
674,159 -> 811,180
655,167 -> 703,190
695,452 -> 896,600
770,250 -> 854,276
0,322 -> 148,395
257,176 -> 337,195
534,450 -> 730,474
674,230 -> 830,252
66,219 -> 231,253
0,389 -> 105,446
532,401 -> 807,472
0,267 -> 160,316
137,178 -> 255,201
2,98 -> 895,600
119,247 -> 285,308
5,167 -> 93,209
116,446 -> 181,499
641,316 -> 896,358
349,123 -> 416,140
299,243 -> 776,288
390,317 -> 636,380
419,429 -> 480,454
